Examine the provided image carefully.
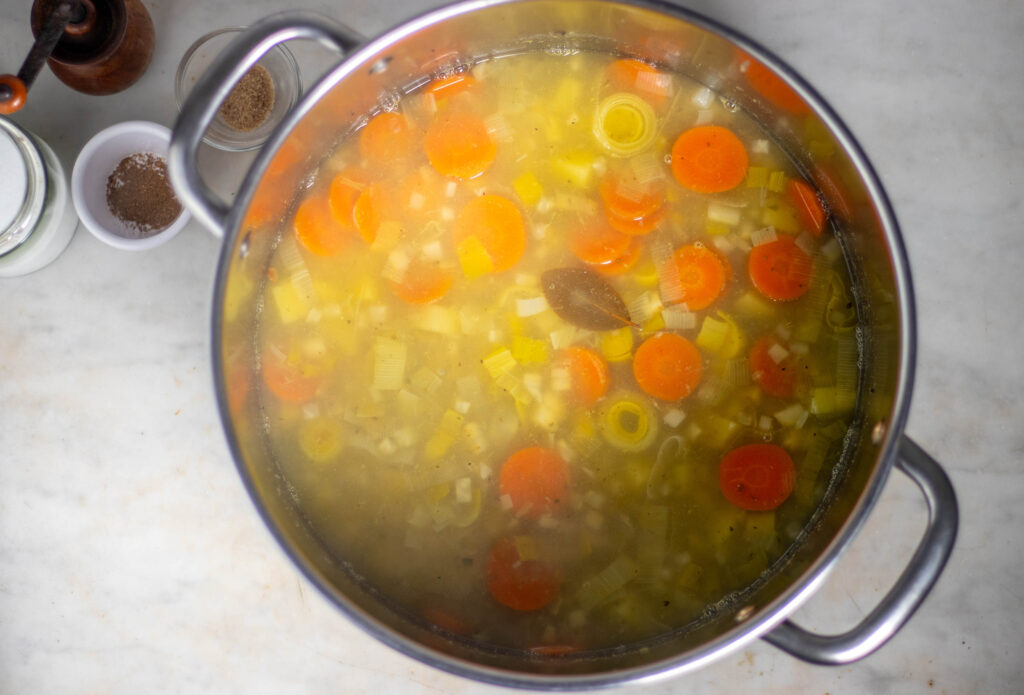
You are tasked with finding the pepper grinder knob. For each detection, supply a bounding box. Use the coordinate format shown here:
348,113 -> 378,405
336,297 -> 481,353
30,0 -> 155,96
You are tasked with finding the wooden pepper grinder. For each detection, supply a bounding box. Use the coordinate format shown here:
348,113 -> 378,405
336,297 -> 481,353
0,0 -> 154,114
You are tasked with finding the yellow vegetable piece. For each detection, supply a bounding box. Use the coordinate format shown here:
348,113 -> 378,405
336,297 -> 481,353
456,234 -> 495,279
767,170 -> 787,193
745,166 -> 769,188
512,335 -> 549,364
424,431 -> 455,460
271,281 -> 310,324
762,204 -> 800,234
601,326 -> 634,362
513,171 -> 544,206
551,150 -> 596,188
696,313 -> 745,358
298,417 -> 344,462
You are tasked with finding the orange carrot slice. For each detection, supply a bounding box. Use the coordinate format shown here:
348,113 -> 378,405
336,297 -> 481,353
392,258 -> 453,304
786,178 -> 826,236
667,243 -> 729,310
599,171 -> 666,222
487,537 -> 559,611
592,237 -> 643,277
670,125 -> 749,193
606,58 -> 671,109
261,356 -> 319,403
633,333 -> 702,401
352,183 -> 389,244
499,446 -> 570,519
328,167 -> 368,229
560,346 -> 610,406
359,111 -> 417,168
568,222 -> 632,266
743,57 -> 810,115
748,235 -> 813,301
606,203 -> 666,236
719,443 -> 796,511
293,194 -> 349,257
424,110 -> 496,179
452,195 -> 526,272
425,73 -> 477,103
749,334 -> 799,397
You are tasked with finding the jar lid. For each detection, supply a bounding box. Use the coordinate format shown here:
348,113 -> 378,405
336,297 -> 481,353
0,117 -> 48,258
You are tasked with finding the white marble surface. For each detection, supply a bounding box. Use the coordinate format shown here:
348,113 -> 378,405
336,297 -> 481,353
2,0 -> 1022,693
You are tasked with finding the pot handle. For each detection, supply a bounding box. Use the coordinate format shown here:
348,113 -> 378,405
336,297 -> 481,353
763,435 -> 958,664
169,13 -> 363,234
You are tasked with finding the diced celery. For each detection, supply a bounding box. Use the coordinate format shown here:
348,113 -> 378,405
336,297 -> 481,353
512,335 -> 549,364
762,205 -> 800,234
372,337 -> 406,391
411,367 -> 442,394
513,171 -> 544,206
767,170 -> 787,193
746,166 -> 769,188
577,555 -> 637,609
412,305 -> 459,334
696,313 -> 744,358
706,220 -> 732,237
810,386 -> 855,415
483,347 -> 517,379
424,431 -> 455,460
733,291 -> 774,320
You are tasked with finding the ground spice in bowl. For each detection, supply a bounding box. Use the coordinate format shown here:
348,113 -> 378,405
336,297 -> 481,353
218,64 -> 275,132
105,153 -> 183,237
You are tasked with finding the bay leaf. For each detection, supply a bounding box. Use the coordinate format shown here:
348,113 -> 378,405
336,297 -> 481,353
540,267 -> 635,331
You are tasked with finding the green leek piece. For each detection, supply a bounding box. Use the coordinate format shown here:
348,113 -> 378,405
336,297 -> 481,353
593,92 -> 658,157
599,394 -> 659,452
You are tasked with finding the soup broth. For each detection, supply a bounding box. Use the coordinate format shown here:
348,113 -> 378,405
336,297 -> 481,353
248,49 -> 859,651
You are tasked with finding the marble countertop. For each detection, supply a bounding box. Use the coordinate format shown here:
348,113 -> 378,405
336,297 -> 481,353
2,0 -> 1022,693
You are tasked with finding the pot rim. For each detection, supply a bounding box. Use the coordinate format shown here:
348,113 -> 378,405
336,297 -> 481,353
208,0 -> 917,688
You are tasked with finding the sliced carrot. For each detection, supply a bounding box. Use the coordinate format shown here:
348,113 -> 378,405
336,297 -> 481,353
606,203 -> 666,236
599,171 -> 666,221
452,195 -> 526,272
568,222 -> 632,265
499,446 -> 571,519
328,167 -> 368,229
786,178 -> 826,236
359,112 -> 417,168
592,237 -> 642,277
606,58 -> 671,109
670,125 -> 749,193
528,645 -> 581,657
293,194 -> 349,257
352,183 -> 389,244
425,73 -> 477,103
667,243 -> 729,311
748,235 -> 813,301
633,333 -> 702,401
261,356 -> 319,403
749,334 -> 799,398
422,606 -> 474,635
487,537 -> 559,611
719,443 -> 796,511
392,258 -> 453,304
743,57 -> 810,115
424,109 -> 496,179
560,346 -> 610,406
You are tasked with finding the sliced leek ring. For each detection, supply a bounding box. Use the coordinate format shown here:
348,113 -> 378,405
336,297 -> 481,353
593,92 -> 658,157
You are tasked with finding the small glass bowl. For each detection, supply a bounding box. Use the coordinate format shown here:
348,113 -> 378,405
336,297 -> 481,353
175,27 -> 302,152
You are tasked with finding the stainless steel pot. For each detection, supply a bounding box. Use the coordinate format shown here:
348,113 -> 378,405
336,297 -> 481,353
170,1 -> 958,687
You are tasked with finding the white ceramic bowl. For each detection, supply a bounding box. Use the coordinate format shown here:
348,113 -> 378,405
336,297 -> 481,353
72,121 -> 190,250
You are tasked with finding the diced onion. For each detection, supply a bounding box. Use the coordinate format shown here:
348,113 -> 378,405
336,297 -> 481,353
774,403 -> 809,428
516,295 -> 549,317
707,202 -> 742,226
372,337 -> 407,391
663,408 -> 686,428
692,86 -> 714,108
767,342 -> 790,364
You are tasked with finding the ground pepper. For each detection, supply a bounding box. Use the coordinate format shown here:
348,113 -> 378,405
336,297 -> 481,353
105,153 -> 182,237
218,64 -> 275,132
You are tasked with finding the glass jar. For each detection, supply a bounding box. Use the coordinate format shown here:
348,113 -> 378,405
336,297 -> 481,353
0,116 -> 78,277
